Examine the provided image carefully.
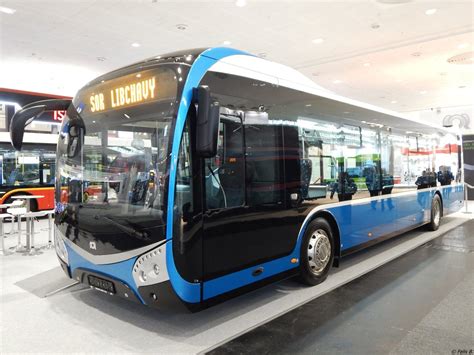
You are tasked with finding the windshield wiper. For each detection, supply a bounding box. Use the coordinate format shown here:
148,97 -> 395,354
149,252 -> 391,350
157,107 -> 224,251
102,216 -> 150,241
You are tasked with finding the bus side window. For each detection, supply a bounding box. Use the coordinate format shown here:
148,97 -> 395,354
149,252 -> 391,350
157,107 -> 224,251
245,125 -> 285,206
175,124 -> 193,223
205,120 -> 245,210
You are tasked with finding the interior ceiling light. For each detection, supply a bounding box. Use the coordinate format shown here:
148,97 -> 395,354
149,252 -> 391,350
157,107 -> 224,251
447,52 -> 474,65
235,0 -> 246,7
96,57 -> 106,61
223,40 -> 231,45
425,8 -> 437,15
391,100 -> 397,104
312,38 -> 324,44
176,24 -> 188,30
131,42 -> 141,48
458,43 -> 469,49
395,79 -> 402,83
333,80 -> 342,84
371,23 -> 380,29
376,0 -> 413,3
0,6 -> 16,14
420,90 -> 427,94
363,62 -> 371,67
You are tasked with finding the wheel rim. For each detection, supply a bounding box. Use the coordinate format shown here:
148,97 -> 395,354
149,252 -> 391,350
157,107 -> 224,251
433,200 -> 441,226
307,229 -> 331,275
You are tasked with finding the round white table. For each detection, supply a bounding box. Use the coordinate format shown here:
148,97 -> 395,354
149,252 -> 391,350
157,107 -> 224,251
11,195 -> 44,252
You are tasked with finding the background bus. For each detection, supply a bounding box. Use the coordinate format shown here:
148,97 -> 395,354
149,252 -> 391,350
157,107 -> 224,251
0,143 -> 55,211
10,47 -> 464,311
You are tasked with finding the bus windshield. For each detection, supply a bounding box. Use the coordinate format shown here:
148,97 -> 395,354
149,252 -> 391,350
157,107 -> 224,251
55,65 -> 180,254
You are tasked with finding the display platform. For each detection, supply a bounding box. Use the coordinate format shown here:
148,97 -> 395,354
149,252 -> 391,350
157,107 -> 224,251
1,208 -> 472,354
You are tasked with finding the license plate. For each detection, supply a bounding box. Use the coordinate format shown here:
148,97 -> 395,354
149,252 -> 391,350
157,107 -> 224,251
87,275 -> 116,294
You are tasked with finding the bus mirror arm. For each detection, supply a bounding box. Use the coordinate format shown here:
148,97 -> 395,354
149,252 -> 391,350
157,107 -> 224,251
194,86 -> 220,158
9,99 -> 72,151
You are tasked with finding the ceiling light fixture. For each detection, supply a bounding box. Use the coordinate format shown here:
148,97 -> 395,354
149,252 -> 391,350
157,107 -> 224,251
176,24 -> 188,30
131,42 -> 141,48
96,57 -> 106,62
363,62 -> 371,67
305,104 -> 312,107
312,38 -> 324,44
0,6 -> 16,14
458,43 -> 469,49
371,23 -> 380,29
223,40 -> 231,45
333,80 -> 342,84
420,90 -> 427,94
425,8 -> 437,15
235,0 -> 246,7
391,100 -> 397,104
395,79 -> 402,83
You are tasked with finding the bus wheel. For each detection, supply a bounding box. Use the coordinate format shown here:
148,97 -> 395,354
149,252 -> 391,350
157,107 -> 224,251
298,218 -> 334,286
428,194 -> 442,231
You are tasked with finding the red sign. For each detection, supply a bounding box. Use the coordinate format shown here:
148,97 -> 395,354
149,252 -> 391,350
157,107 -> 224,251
53,110 -> 66,121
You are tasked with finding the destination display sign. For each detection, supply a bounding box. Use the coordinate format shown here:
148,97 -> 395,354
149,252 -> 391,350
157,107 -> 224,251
77,68 -> 177,115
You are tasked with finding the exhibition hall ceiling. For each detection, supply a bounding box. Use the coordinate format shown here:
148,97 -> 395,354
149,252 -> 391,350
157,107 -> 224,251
0,0 -> 473,113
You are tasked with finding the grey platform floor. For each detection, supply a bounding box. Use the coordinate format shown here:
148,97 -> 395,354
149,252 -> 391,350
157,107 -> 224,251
1,206 -> 473,354
211,219 -> 474,355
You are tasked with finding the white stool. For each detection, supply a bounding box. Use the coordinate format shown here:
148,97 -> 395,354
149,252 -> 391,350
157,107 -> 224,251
0,213 -> 13,255
6,206 -> 27,251
23,210 -> 55,253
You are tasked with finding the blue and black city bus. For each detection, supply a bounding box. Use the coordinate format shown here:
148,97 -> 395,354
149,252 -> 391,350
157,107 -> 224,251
10,48 -> 464,310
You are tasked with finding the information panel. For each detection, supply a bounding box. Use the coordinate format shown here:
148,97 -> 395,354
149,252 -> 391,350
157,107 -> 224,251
462,134 -> 474,200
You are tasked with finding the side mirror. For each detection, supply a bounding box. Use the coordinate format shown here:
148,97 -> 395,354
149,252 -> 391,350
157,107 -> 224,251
9,99 -> 71,151
194,86 -> 220,158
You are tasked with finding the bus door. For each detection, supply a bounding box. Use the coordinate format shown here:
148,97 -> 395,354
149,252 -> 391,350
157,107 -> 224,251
201,116 -> 294,288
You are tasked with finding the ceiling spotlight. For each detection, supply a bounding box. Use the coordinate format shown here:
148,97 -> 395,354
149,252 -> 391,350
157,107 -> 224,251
223,40 -> 231,45
425,8 -> 437,15
363,62 -> 371,67
312,38 -> 324,44
131,42 -> 141,48
420,90 -> 427,94
176,24 -> 188,30
235,0 -> 246,7
0,6 -> 16,14
333,80 -> 342,84
305,104 -> 312,107
391,100 -> 397,104
458,43 -> 469,49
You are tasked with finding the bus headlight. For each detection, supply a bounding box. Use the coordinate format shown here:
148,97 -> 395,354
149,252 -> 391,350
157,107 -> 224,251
54,227 -> 69,265
132,243 -> 169,287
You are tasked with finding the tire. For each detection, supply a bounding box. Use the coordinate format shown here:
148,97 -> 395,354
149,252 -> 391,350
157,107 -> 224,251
427,194 -> 442,231
298,218 -> 334,286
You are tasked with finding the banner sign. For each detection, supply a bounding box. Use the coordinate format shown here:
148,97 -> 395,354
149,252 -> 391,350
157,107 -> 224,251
462,135 -> 474,200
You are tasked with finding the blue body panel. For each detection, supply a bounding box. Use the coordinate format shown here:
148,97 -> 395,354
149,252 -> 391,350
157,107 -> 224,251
201,185 -> 464,300
66,243 -> 144,303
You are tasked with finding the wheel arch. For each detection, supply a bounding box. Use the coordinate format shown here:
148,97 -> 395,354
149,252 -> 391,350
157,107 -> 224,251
302,209 -> 341,267
434,190 -> 444,216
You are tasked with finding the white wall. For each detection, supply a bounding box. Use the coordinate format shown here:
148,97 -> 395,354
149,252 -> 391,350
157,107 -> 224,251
404,105 -> 474,136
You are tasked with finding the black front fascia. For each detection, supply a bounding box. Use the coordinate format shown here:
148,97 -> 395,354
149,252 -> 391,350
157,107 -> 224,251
56,205 -> 166,255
